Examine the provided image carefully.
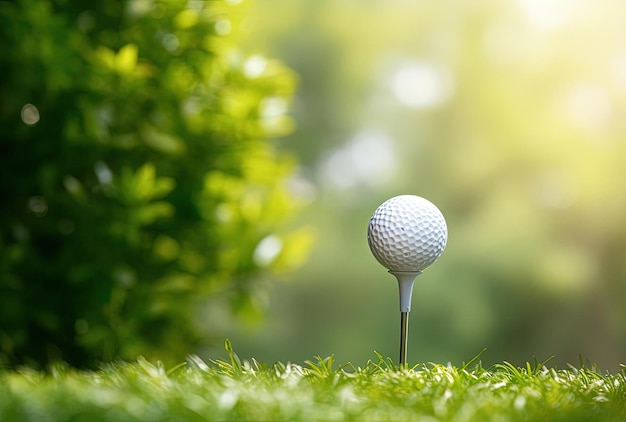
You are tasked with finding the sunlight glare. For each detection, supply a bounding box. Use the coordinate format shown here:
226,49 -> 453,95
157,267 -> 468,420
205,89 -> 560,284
516,0 -> 578,30
319,129 -> 395,190
391,63 -> 452,109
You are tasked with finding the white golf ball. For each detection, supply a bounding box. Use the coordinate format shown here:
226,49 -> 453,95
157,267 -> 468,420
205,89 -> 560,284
367,195 -> 447,272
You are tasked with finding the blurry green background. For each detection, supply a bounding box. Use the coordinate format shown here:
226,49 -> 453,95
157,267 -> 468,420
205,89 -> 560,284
2,0 -> 625,370
222,0 -> 626,371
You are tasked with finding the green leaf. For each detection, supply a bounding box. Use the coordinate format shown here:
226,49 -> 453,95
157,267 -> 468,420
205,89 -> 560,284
115,44 -> 138,74
142,126 -> 186,155
174,9 -> 199,29
118,163 -> 175,204
132,202 -> 175,225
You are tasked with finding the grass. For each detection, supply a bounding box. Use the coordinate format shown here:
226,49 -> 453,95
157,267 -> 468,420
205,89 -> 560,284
1,341 -> 624,421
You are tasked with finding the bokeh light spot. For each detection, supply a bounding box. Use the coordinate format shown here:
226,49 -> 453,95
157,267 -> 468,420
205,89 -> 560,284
319,129 -> 395,190
215,19 -> 232,36
287,174 -> 317,205
75,319 -> 89,335
94,161 -> 113,184
244,55 -> 267,78
535,171 -> 575,209
260,96 -> 288,118
28,196 -> 48,217
162,33 -> 180,52
516,0 -> 578,30
254,235 -> 283,267
391,63 -> 452,109
560,83 -> 612,131
21,103 -> 40,125
58,219 -> 75,236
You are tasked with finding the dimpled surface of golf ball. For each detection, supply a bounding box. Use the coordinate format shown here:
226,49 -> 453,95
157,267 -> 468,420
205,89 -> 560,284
368,195 -> 447,272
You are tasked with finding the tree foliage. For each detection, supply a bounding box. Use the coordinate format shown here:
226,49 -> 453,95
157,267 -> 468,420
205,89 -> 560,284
0,0 -> 312,367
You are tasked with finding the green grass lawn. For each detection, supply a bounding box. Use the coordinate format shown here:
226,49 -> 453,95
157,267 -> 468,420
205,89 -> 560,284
1,341 -> 624,421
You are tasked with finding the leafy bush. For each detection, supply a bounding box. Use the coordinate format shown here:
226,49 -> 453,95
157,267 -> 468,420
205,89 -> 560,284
0,0 -> 312,367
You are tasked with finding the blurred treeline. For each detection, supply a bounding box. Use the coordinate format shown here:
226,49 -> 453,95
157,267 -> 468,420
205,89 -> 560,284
0,0 -> 313,367
223,0 -> 626,370
2,0 -> 626,371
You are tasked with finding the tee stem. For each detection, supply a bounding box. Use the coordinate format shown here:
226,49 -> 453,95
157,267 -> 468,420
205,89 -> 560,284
400,311 -> 409,368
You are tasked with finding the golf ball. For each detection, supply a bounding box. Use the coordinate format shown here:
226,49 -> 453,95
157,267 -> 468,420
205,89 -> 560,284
367,195 -> 447,272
